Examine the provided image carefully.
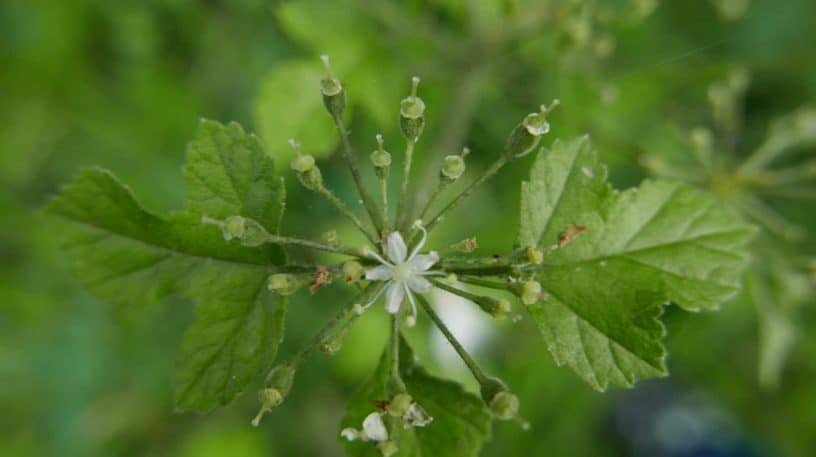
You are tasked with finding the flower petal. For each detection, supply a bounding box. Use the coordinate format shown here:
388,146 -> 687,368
341,428 -> 360,441
362,412 -> 388,442
384,282 -> 405,314
365,265 -> 393,281
409,251 -> 439,272
407,275 -> 432,294
386,232 -> 407,263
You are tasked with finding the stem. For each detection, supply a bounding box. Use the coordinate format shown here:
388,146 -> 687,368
265,232 -> 363,258
457,275 -> 511,290
396,139 -> 416,229
424,156 -> 509,234
332,113 -> 384,235
389,314 -> 400,380
431,277 -> 492,302
378,174 -> 390,231
416,180 -> 448,225
415,294 -> 488,384
315,184 -> 379,245
289,284 -> 377,367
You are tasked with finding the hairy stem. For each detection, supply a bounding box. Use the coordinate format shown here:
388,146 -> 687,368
332,113 -> 384,235
416,294 -> 488,384
315,184 -> 379,245
396,140 -> 416,229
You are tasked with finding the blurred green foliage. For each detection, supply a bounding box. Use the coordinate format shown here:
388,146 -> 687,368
2,0 -> 814,456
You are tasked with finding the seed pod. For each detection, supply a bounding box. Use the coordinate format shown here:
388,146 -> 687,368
472,294 -> 511,320
504,100 -> 559,159
320,55 -> 346,117
370,134 -> 392,178
399,77 -> 426,142
526,246 -> 544,265
289,139 -> 323,191
440,147 -> 469,183
479,377 -> 521,421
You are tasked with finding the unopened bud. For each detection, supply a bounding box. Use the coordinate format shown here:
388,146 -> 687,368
320,55 -> 346,117
521,280 -> 542,305
342,260 -> 364,283
322,229 -> 339,247
474,295 -> 512,320
289,139 -> 323,190
504,100 -> 559,159
321,323 -> 350,356
386,393 -> 413,417
370,134 -> 392,178
203,215 -> 270,247
526,246 -> 544,265
400,76 -> 426,142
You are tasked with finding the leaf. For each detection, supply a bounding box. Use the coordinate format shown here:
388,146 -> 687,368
341,338 -> 492,457
518,136 -> 755,390
46,120 -> 287,411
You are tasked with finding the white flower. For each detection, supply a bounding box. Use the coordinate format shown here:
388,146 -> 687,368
363,223 -> 441,325
341,412 -> 389,442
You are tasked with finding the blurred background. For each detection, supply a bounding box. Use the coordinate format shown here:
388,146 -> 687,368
2,0 -> 815,456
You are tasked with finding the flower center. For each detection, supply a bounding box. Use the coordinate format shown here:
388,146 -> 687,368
392,262 -> 412,282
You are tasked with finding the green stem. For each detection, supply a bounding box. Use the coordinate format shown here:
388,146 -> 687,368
456,275 -> 511,290
289,284 -> 377,368
396,140 -> 416,229
423,156 -> 509,234
416,294 -> 488,384
416,180 -> 448,225
378,174 -> 390,232
265,232 -> 363,258
315,184 -> 379,245
332,113 -> 384,235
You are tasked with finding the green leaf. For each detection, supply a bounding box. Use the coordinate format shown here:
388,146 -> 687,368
518,136 -> 755,390
46,120 -> 287,411
341,338 -> 492,457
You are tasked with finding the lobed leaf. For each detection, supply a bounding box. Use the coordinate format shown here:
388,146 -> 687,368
518,136 -> 755,390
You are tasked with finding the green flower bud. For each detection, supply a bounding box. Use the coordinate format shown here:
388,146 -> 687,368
386,393 -> 413,417
473,294 -> 512,320
504,100 -> 559,159
400,76 -> 426,142
370,134 -> 392,178
252,364 -> 296,426
320,323 -> 350,356
377,441 -> 399,457
526,246 -> 544,265
450,237 -> 478,253
289,139 -> 323,191
204,215 -> 269,247
342,260 -> 364,283
521,280 -> 542,305
320,55 -> 346,117
268,273 -> 307,296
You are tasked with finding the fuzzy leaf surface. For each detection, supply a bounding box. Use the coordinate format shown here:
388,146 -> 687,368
518,136 -> 754,390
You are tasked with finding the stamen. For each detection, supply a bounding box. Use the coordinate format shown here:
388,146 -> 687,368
363,245 -> 392,266
404,284 -> 418,327
408,221 -> 428,260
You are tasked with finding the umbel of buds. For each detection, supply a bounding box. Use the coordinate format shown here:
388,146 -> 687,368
320,55 -> 345,117
504,99 -> 560,159
400,76 -> 426,142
